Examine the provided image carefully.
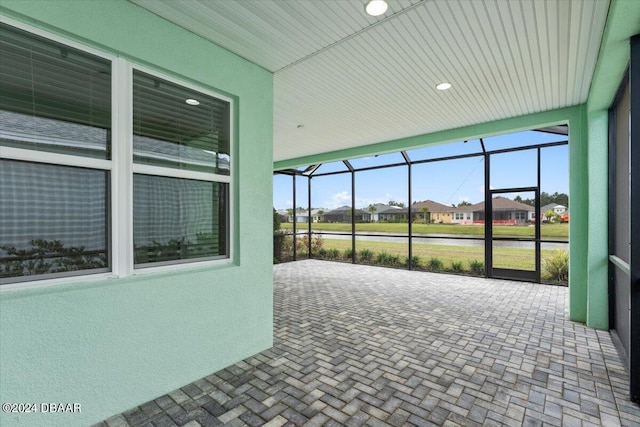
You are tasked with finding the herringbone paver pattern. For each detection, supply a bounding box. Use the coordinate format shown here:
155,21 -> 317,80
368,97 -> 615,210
96,260 -> 639,426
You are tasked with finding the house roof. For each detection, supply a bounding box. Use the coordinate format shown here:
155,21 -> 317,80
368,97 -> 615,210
377,206 -> 407,215
294,209 -> 324,217
131,0 -> 612,163
412,200 -> 453,213
363,203 -> 400,214
323,206 -> 370,216
541,203 -> 567,212
461,196 -> 535,212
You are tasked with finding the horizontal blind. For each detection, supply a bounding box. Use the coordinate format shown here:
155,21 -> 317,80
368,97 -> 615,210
132,70 -> 230,175
0,23 -> 111,159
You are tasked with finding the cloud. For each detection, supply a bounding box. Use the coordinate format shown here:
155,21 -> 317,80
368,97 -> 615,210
325,191 -> 351,209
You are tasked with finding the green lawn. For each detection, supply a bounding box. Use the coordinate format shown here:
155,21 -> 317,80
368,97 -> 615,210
281,222 -> 568,240
277,235 -> 568,283
312,238 -> 543,270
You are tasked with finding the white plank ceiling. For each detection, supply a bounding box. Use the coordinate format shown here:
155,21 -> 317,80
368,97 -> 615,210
130,0 -> 610,163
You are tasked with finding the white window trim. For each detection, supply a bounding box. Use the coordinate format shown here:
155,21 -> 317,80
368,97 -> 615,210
112,57 -> 133,278
0,147 -> 112,171
132,163 -> 230,184
0,20 -> 235,292
129,63 -> 234,274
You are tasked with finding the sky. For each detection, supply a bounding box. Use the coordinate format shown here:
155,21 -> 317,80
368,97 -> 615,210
273,130 -> 569,211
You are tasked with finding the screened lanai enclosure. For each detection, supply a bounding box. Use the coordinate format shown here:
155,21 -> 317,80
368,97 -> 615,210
274,127 -> 570,285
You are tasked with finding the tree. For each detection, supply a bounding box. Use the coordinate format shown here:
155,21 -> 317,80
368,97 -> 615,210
457,201 -> 471,207
521,198 -> 535,207
388,200 -> 405,207
551,192 -> 569,207
368,204 -> 377,223
544,209 -> 555,223
420,206 -> 430,224
540,192 -> 552,207
273,208 -> 281,231
273,209 -> 285,262
516,191 -> 568,208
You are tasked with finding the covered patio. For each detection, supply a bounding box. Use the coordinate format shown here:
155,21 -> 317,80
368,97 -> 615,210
1,1 -> 639,426
98,261 -> 638,427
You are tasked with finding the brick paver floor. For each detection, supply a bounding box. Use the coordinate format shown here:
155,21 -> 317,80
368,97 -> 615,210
97,260 -> 639,426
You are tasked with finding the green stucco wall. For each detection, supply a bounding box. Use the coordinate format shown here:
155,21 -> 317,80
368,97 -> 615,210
568,106 -> 589,324
585,110 -> 610,329
582,0 -> 640,329
0,2 -> 273,426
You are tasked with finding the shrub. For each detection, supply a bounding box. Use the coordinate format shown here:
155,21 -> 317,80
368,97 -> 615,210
343,248 -> 354,260
310,234 -> 325,253
426,257 -> 443,272
542,249 -> 569,283
279,235 -> 294,259
296,233 -> 324,256
359,249 -> 374,263
451,261 -> 463,272
273,208 -> 282,231
387,254 -> 401,266
469,259 -> 484,275
273,231 -> 286,262
407,255 -> 421,268
375,251 -> 393,265
316,248 -> 327,259
327,248 -> 341,260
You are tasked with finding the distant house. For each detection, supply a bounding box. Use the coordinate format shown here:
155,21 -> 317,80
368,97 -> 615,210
412,200 -> 453,223
376,205 -> 406,222
367,203 -> 394,222
451,197 -> 535,224
540,203 -> 567,220
276,208 -> 324,223
322,206 -> 371,223
490,197 -> 535,223
294,208 -> 324,223
451,206 -> 475,224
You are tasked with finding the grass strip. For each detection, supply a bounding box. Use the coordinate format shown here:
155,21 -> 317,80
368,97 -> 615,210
282,222 -> 568,240
308,238 -> 551,271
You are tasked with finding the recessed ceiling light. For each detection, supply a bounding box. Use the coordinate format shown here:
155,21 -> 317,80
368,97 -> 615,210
436,82 -> 452,91
365,0 -> 388,17
185,98 -> 200,105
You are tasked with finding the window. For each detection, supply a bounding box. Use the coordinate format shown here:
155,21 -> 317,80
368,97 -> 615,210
1,24 -> 111,284
1,22 -> 233,286
132,71 -> 230,267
